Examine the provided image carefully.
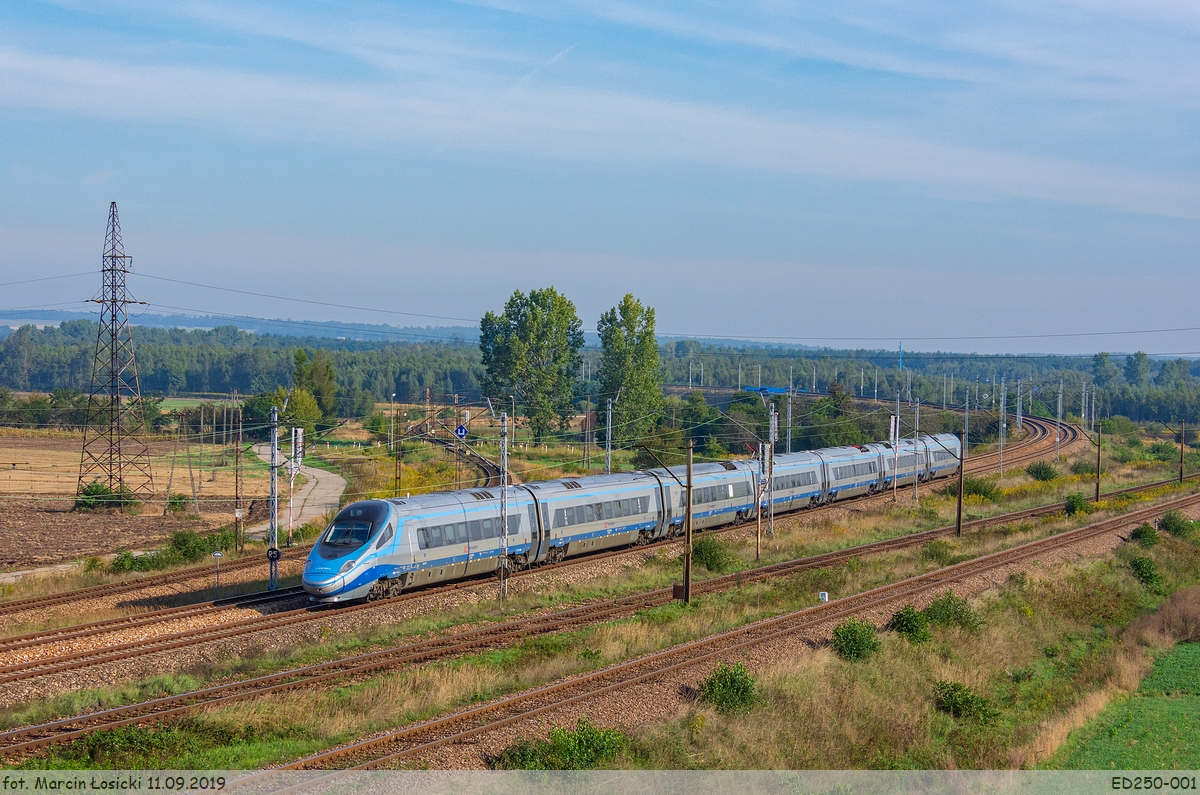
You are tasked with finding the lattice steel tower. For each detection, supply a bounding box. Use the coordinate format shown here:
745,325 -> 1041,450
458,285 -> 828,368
77,202 -> 154,501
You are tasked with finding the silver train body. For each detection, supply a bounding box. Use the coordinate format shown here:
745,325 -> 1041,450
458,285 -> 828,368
303,433 -> 961,602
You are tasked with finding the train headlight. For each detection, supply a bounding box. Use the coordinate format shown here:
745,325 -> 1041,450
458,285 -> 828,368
340,559 -> 357,574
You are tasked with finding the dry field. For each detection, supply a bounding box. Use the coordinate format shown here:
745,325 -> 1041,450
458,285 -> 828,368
0,432 -> 271,569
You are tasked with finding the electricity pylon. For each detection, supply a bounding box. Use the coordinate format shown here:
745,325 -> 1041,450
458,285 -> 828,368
77,202 -> 154,502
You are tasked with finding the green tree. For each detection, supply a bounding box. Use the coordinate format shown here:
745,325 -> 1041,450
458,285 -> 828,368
1156,358 -> 1192,388
242,387 -> 323,438
293,348 -> 338,417
479,287 -> 584,442
1124,351 -> 1150,387
596,294 -> 661,446
1092,352 -> 1119,387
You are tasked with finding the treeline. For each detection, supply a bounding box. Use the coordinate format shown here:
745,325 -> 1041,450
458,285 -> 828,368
0,320 -> 483,411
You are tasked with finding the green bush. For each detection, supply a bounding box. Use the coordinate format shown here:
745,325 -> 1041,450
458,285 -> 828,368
831,617 -> 881,662
166,493 -> 189,514
108,528 -> 235,574
1071,459 -> 1100,476
1148,442 -> 1179,462
75,480 -> 138,511
1065,493 -> 1090,516
887,604 -> 931,644
698,661 -> 758,714
692,537 -> 736,573
1158,510 -> 1196,539
922,591 -> 983,632
1025,461 -> 1059,481
932,680 -> 997,724
1129,556 -> 1160,586
1129,523 -> 1160,549
946,476 -> 1001,502
493,717 -> 627,769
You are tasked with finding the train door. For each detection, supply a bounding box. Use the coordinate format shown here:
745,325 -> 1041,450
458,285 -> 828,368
812,451 -> 830,503
519,487 -> 548,563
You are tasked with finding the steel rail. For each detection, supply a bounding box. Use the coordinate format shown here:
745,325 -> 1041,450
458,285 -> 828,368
288,488 -> 1200,771
0,414 -> 1057,624
0,423 -> 1169,687
1,470 -> 1193,756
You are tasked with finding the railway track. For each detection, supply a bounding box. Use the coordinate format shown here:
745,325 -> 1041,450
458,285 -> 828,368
283,485 -> 1200,772
0,469 -> 1192,758
0,419 -> 1115,690
0,414 -> 1061,626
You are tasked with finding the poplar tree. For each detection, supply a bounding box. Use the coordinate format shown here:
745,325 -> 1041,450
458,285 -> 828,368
596,294 -> 661,446
479,287 -> 584,442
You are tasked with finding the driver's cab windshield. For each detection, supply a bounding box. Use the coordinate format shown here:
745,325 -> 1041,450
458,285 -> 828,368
319,501 -> 390,559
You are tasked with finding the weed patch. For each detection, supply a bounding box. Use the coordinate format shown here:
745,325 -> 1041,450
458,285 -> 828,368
831,617 -> 880,662
692,538 -> 737,573
932,680 -> 997,724
698,662 -> 758,714
888,604 -> 932,644
493,718 -> 627,769
1026,461 -> 1059,482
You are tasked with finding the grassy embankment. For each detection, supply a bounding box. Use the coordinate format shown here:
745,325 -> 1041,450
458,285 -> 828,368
6,447 -> 1198,769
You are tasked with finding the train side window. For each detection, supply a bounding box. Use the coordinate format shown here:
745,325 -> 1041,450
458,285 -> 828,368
509,515 -> 522,533
638,496 -> 648,513
620,499 -> 630,516
429,526 -> 443,547
603,502 -> 614,520
583,504 -> 595,523
417,528 -> 429,550
553,508 -> 565,528
471,520 -> 484,541
445,524 -> 460,545
375,524 -> 394,550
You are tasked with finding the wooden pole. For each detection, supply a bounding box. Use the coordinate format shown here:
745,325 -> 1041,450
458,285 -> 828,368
1095,422 -> 1102,502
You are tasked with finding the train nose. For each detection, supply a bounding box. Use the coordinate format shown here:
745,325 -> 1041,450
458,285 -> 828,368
303,571 -> 345,596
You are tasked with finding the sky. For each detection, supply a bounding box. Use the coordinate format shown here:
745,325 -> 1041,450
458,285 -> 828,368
1,0 -> 1198,355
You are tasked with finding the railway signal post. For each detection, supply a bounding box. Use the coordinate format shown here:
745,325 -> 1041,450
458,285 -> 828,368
682,440 -> 694,604
268,404 -> 280,590
499,411 -> 509,611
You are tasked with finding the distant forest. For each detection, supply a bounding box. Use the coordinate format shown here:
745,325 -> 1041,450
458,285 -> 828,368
1,320 -> 1199,424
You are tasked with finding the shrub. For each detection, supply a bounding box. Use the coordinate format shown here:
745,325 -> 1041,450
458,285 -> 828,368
1158,510 -> 1196,539
692,537 -> 736,573
1148,442 -> 1179,462
1071,459 -> 1101,476
946,476 -> 1001,502
1129,556 -> 1160,587
698,661 -> 758,714
166,493 -> 189,514
887,604 -> 931,644
831,617 -> 881,661
1129,523 -> 1160,549
932,680 -> 997,724
493,717 -> 627,769
75,481 -> 138,511
922,591 -> 983,632
108,528 -> 236,574
1025,461 -> 1059,481
1064,493 -> 1089,516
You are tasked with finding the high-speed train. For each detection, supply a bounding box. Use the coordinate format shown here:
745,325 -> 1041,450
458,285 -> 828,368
302,433 -> 961,602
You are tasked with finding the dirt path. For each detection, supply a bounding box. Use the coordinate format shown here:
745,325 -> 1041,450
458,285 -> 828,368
245,445 -> 346,542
